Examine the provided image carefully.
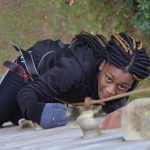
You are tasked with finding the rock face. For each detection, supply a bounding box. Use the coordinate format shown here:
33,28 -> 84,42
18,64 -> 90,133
121,97 -> 150,141
76,110 -> 101,138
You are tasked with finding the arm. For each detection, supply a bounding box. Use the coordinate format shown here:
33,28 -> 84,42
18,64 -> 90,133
101,97 -> 127,130
101,107 -> 124,130
17,56 -> 83,128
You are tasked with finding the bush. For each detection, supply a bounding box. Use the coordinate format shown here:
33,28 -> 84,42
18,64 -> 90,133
124,0 -> 150,31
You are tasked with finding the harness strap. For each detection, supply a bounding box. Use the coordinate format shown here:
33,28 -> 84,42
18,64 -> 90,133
3,60 -> 30,82
10,41 -> 40,81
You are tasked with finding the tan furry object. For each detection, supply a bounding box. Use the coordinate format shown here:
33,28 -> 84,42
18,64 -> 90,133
76,110 -> 101,138
18,118 -> 42,130
121,97 -> 150,141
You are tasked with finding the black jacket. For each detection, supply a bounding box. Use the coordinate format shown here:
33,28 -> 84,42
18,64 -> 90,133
17,39 -> 127,123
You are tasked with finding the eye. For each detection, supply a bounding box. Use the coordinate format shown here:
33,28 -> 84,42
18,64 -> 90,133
105,75 -> 112,83
117,85 -> 127,91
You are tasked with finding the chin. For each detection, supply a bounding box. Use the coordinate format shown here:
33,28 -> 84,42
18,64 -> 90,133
99,90 -> 109,99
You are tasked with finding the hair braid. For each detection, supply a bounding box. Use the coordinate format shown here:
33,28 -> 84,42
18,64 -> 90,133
72,32 -> 150,81
106,32 -> 150,81
72,32 -> 108,59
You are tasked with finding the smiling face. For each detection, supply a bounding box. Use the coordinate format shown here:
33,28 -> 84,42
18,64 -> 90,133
98,62 -> 135,99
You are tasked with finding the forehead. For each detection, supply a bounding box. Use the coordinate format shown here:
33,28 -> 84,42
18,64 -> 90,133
102,63 -> 134,83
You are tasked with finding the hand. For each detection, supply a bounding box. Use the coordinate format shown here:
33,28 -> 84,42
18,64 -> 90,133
101,107 -> 124,130
84,97 -> 105,110
40,103 -> 68,129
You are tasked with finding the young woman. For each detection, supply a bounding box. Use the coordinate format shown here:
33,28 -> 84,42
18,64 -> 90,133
0,32 -> 149,128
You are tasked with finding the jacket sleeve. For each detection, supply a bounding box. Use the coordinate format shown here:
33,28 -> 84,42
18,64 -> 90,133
17,56 -> 83,126
102,97 -> 128,114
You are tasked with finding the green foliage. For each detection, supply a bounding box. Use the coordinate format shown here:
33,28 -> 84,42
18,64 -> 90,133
124,0 -> 150,31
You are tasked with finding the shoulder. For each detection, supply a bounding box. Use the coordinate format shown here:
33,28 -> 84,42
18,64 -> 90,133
69,44 -> 98,68
68,44 -> 98,85
28,39 -> 59,51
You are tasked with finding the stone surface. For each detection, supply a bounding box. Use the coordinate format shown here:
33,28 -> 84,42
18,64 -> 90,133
121,97 -> 150,141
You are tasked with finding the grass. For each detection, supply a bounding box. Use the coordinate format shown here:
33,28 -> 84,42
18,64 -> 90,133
0,0 -> 149,98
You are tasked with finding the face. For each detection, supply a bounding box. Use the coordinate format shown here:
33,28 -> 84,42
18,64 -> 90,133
98,62 -> 135,99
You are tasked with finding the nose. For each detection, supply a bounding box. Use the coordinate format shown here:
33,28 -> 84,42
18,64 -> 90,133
106,84 -> 116,96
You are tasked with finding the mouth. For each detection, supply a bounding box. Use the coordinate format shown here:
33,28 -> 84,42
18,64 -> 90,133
99,90 -> 110,99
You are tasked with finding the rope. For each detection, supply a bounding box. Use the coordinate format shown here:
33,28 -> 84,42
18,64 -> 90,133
74,87 -> 150,106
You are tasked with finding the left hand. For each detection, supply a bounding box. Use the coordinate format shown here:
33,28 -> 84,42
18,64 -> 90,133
40,103 -> 68,129
101,107 -> 124,130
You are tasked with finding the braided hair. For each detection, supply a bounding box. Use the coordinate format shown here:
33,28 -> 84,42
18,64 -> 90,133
73,31 -> 150,82
72,31 -> 108,60
106,32 -> 150,81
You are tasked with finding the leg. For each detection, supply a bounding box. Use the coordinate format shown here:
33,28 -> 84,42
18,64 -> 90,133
9,110 -> 23,125
0,60 -> 28,125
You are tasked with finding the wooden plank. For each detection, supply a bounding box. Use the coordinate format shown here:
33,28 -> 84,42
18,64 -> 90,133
0,118 -> 150,150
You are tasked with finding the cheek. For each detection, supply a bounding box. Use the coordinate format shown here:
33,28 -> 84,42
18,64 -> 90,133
98,74 -> 106,90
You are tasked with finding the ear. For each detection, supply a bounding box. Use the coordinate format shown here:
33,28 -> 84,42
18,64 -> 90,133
99,60 -> 106,71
